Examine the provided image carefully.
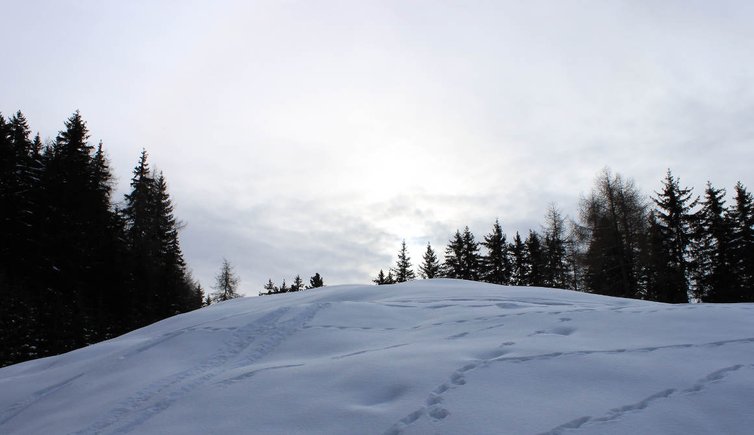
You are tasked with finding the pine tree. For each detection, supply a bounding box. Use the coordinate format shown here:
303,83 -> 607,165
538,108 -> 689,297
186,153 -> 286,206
461,227 -> 482,281
392,240 -> 416,282
729,182 -> 754,301
212,259 -> 241,301
481,219 -> 511,285
525,231 -> 545,286
309,273 -> 324,288
374,269 -> 388,285
123,151 -> 197,322
509,232 -> 528,286
650,170 -> 697,303
692,183 -> 735,302
543,206 -> 569,288
442,230 -> 464,279
38,111 -> 115,351
291,275 -> 304,292
279,279 -> 289,293
418,242 -> 441,279
0,113 -> 37,366
262,279 -> 278,295
385,270 -> 396,284
155,172 -> 197,313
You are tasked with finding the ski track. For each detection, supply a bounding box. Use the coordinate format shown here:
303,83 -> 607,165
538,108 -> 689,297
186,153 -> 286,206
70,302 -> 328,435
0,373 -> 85,426
382,338 -> 754,435
539,364 -> 753,435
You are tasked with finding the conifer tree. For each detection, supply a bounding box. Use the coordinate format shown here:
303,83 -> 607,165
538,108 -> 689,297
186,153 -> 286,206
481,219 -> 511,285
525,230 -> 545,286
650,170 -> 697,303
543,206 -> 569,288
279,279 -> 289,293
419,242 -> 441,279
385,270 -> 396,284
123,151 -> 198,322
309,273 -> 324,288
576,169 -> 647,298
729,182 -> 754,300
461,226 -> 482,281
39,111 -> 119,350
0,113 -> 39,366
509,232 -> 528,286
212,259 -> 241,302
262,279 -> 278,295
0,112 -> 198,366
291,275 -> 304,292
692,183 -> 735,302
443,230 -> 465,279
374,269 -> 388,285
392,240 -> 416,282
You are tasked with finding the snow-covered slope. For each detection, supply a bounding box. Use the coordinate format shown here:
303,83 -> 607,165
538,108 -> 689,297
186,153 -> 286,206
1,280 -> 753,435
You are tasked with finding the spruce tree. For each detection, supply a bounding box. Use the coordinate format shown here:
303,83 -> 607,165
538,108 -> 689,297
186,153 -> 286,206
374,269 -> 388,285
692,183 -> 735,302
443,230 -> 464,279
419,242 -> 441,279
461,227 -> 482,281
123,151 -> 197,322
309,273 -> 324,288
291,275 -> 304,292
262,279 -> 278,295
729,182 -> 754,301
392,240 -> 416,282
481,219 -> 511,285
385,270 -> 396,284
509,232 -> 528,286
650,170 -> 697,303
525,230 -> 545,286
39,111 -> 114,351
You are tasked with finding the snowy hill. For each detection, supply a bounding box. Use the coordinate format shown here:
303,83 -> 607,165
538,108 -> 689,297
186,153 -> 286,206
1,280 -> 754,435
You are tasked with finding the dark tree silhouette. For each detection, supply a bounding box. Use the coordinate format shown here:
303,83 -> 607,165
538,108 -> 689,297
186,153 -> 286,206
212,258 -> 241,302
481,219 -> 511,285
392,240 -> 416,282
419,242 -> 441,279
649,170 -> 697,303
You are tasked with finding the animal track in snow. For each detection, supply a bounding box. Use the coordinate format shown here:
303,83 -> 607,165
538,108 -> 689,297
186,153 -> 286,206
539,364 -> 752,435
331,343 -> 409,360
530,326 -> 576,337
72,303 -> 327,435
384,336 -> 754,434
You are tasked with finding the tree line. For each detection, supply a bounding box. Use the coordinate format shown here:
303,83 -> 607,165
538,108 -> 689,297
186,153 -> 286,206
0,111 -> 203,367
259,272 -> 325,295
375,169 -> 754,304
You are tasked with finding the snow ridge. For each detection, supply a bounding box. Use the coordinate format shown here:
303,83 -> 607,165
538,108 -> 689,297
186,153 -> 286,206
1,281 -> 753,435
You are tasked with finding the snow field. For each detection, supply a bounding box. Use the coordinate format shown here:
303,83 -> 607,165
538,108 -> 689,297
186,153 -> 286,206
1,279 -> 753,434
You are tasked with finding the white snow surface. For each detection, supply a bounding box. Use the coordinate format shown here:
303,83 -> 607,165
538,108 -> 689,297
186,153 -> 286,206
2,279 -> 754,435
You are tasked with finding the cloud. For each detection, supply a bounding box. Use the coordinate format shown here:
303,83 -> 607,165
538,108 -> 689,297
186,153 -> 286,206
3,0 -> 754,291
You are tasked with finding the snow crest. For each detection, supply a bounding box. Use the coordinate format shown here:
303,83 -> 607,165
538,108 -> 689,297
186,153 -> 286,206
1,280 -> 753,434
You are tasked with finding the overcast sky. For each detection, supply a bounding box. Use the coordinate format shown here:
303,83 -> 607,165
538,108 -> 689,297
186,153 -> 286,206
3,0 -> 754,294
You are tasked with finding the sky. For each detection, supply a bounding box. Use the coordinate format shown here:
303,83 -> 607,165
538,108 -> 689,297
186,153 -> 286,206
3,0 -> 754,294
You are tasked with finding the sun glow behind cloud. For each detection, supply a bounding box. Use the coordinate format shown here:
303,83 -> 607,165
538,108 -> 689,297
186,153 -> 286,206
3,0 -> 754,291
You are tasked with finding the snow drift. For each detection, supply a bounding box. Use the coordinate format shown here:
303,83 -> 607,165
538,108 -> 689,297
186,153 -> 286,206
1,279 -> 753,434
